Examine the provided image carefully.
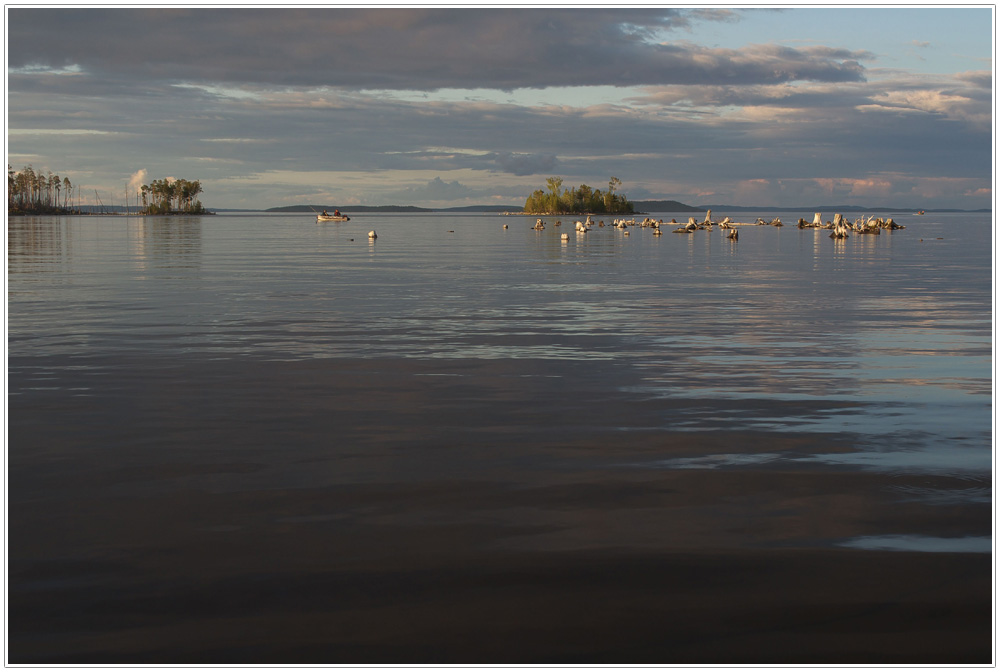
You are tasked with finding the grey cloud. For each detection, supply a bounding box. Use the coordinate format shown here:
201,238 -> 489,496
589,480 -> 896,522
489,152 -> 558,176
386,177 -> 473,202
7,70 -> 208,101
954,71 -> 992,88
642,43 -> 868,87
8,8 -> 869,91
380,176 -> 537,206
628,69 -> 991,132
629,83 -> 873,110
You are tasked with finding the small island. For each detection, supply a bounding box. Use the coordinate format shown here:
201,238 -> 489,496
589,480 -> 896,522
139,178 -> 206,215
523,176 -> 634,215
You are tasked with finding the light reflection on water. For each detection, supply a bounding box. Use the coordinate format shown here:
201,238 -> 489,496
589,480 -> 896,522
639,442 -> 990,475
8,212 -> 993,500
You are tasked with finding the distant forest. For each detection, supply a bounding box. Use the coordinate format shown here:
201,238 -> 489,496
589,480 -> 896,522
523,177 -> 634,215
267,204 -> 433,213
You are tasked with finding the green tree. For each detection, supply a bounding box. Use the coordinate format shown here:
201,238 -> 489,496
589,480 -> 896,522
605,177 -> 622,211
546,176 -> 563,197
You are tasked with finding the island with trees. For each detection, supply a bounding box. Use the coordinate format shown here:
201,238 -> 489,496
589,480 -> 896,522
523,176 -> 634,215
139,178 -> 206,214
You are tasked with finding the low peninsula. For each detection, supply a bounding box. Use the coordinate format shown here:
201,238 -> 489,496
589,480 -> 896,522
7,165 -> 210,215
8,165 -> 80,215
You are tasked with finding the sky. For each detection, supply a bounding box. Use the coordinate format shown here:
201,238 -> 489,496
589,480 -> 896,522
5,6 -> 995,210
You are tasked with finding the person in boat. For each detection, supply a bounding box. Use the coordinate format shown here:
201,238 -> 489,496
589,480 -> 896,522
334,209 -> 341,217
322,210 -> 329,216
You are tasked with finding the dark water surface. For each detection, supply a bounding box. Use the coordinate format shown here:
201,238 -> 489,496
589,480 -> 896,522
7,211 -> 993,662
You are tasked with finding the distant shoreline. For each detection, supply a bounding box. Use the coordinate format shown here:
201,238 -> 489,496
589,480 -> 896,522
11,204 -> 985,216
262,203 -> 989,215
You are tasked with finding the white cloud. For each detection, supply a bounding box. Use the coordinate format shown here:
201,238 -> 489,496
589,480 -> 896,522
127,169 -> 147,192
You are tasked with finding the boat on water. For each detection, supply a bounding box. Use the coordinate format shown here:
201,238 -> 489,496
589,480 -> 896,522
317,213 -> 350,222
914,210 -> 925,215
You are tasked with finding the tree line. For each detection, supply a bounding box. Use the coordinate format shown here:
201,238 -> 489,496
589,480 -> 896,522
9,165 -> 207,215
523,176 -> 634,215
8,165 -> 77,214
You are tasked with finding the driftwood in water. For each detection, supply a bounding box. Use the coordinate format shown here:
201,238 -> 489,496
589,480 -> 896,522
719,211 -> 905,233
830,214 -> 850,239
675,218 -> 698,233
800,212 -> 822,228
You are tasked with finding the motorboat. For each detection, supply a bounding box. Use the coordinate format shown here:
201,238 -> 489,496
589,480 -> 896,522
317,213 -> 350,222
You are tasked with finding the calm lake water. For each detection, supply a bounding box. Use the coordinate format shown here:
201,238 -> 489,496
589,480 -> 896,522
7,211 -> 994,663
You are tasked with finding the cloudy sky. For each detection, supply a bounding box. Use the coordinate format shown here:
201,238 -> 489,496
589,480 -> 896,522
6,6 -> 994,210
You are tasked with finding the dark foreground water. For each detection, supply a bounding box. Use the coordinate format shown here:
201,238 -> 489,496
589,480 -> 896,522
7,211 -> 994,663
